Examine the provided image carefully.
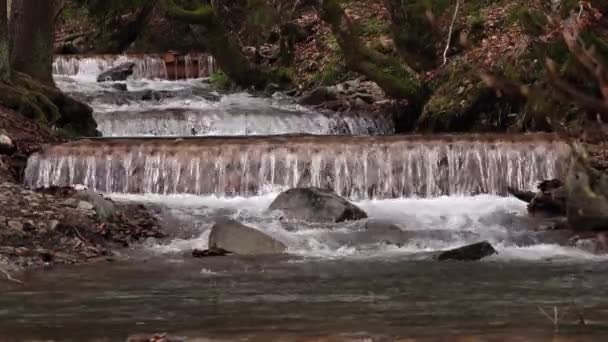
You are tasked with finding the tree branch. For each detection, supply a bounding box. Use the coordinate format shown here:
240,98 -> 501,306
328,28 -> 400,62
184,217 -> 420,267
443,0 -> 460,66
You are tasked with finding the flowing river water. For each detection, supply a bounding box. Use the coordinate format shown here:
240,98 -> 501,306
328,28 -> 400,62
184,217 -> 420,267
1,55 -> 608,341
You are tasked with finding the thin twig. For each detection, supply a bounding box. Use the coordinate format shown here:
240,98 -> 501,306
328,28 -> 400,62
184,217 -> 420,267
443,0 -> 460,66
0,267 -> 24,284
72,226 -> 91,245
538,306 -> 560,332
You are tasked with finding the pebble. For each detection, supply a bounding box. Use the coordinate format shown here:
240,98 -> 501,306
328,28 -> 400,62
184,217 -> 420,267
48,220 -> 60,230
7,221 -> 23,231
62,198 -> 79,207
77,201 -> 94,210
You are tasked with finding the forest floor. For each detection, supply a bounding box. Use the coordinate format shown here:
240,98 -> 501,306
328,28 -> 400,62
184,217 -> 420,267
0,106 -> 164,274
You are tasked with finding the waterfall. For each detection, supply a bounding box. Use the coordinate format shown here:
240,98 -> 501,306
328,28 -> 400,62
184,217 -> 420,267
24,134 -> 571,199
53,54 -> 216,80
94,108 -> 395,137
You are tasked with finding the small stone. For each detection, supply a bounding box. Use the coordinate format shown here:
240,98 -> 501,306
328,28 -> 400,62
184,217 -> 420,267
0,133 -> 15,155
62,198 -> 79,207
77,201 -> 94,210
48,220 -> 60,230
8,221 -> 23,231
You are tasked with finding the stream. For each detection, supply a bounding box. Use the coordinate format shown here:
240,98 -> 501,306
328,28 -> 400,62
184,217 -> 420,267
1,55 -> 607,341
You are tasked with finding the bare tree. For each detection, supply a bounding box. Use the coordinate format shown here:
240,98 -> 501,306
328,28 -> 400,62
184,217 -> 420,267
0,0 -> 9,82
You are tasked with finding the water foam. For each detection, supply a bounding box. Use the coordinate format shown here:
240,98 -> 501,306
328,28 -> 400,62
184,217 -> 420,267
26,135 -> 569,198
109,193 -> 606,262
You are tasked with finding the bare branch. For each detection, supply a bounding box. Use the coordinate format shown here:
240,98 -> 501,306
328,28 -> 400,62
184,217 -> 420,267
442,0 -> 460,66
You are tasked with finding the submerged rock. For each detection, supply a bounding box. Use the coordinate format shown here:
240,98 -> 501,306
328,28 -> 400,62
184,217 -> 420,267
436,241 -> 497,261
192,246 -> 232,258
269,187 -> 367,223
97,62 -> 136,82
208,219 -> 286,255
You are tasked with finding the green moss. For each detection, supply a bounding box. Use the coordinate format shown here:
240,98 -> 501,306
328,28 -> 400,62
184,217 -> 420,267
359,17 -> 389,37
508,5 -> 548,36
209,71 -> 233,90
417,61 -> 519,132
313,60 -> 346,86
467,11 -> 486,32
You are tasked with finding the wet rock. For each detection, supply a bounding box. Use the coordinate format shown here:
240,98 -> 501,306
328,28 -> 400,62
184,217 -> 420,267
77,200 -> 95,211
566,154 -> 608,231
96,62 -> 136,82
436,241 -> 497,261
507,187 -> 536,203
111,83 -> 128,91
192,246 -> 232,258
75,190 -> 117,220
269,187 -> 367,223
299,87 -> 338,106
208,219 -> 286,255
572,231 -> 608,254
509,179 -> 567,217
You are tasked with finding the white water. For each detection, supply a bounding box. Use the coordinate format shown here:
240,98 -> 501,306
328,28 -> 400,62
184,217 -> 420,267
92,93 -> 393,136
110,193 -> 606,262
53,56 -> 394,136
45,55 -> 602,262
53,54 -> 216,80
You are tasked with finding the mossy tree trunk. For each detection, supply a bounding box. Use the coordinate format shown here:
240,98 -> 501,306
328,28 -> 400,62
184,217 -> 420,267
318,0 -> 425,102
0,0 -> 97,136
0,0 -> 9,82
163,0 -> 290,89
385,0 -> 440,71
100,0 -> 159,53
9,0 -> 55,86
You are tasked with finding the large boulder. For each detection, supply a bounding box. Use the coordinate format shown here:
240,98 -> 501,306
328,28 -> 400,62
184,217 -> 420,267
208,219 -> 286,255
436,241 -> 497,261
269,187 -> 367,223
565,154 -> 608,231
97,62 -> 136,82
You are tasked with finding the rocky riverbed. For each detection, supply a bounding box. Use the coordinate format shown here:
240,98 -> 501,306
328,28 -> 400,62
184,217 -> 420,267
0,181 -> 163,272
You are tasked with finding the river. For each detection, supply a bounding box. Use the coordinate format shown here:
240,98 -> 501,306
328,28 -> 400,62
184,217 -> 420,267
1,55 -> 607,341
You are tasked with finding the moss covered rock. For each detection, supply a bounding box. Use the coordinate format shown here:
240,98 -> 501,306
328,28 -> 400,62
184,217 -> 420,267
417,62 -> 494,132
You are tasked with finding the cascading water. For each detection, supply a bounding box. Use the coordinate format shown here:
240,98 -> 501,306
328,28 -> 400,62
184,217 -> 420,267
24,134 -> 569,198
92,96 -> 395,136
53,53 -> 215,80
53,55 -> 394,136
42,56 -> 599,262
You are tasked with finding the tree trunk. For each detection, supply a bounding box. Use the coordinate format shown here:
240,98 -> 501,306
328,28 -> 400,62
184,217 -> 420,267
318,0 -> 425,101
10,0 -> 55,85
0,0 -> 9,82
101,0 -> 159,53
163,0 -> 290,89
385,0 -> 438,71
